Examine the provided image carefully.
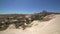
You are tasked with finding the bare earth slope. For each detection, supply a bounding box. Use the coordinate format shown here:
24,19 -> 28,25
0,14 -> 60,34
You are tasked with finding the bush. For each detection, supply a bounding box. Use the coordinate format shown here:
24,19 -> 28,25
0,22 -> 9,31
0,23 -> 3,28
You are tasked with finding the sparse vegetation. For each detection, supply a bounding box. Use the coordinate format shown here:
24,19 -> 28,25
0,11 -> 55,31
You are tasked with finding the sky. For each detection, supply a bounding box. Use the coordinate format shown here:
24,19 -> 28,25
0,0 -> 60,14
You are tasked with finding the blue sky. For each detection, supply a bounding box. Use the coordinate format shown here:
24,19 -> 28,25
0,0 -> 60,14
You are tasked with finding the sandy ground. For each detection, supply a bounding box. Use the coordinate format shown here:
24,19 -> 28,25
0,14 -> 60,34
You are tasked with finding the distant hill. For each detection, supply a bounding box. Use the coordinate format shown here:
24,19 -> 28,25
0,11 -> 60,31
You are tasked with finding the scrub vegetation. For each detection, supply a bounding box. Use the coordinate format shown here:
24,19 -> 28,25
0,11 -> 57,31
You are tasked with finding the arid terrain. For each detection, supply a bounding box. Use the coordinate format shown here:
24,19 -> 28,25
0,12 -> 60,34
0,0 -> 60,34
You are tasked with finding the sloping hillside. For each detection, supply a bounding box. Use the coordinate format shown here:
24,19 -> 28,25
0,14 -> 60,34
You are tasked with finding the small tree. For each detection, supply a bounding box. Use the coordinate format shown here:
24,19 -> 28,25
41,10 -> 47,16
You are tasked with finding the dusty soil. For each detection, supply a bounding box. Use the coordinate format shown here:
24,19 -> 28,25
0,14 -> 60,34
